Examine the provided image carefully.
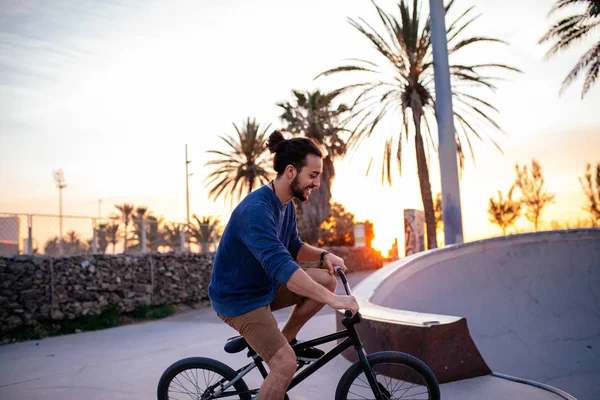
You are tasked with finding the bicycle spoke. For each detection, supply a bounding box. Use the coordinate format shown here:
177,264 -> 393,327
347,362 -> 432,400
170,375 -> 199,399
347,389 -> 372,399
166,367 -> 246,400
182,368 -> 202,395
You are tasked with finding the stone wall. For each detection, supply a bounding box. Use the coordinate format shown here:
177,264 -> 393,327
0,246 -> 382,333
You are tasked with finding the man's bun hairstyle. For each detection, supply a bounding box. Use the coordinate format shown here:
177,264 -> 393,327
266,130 -> 322,176
266,130 -> 286,154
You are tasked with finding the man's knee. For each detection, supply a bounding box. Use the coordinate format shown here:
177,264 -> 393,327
305,269 -> 338,297
268,344 -> 297,378
323,272 -> 337,292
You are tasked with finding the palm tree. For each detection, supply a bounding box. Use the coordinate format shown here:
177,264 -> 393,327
189,214 -> 221,252
488,186 -> 522,235
162,222 -> 185,252
104,221 -> 121,254
112,203 -> 135,252
539,0 -> 600,98
146,215 -> 165,252
204,118 -> 275,207
278,90 -> 350,244
96,222 -> 110,254
579,162 -> 600,225
316,0 -> 519,249
63,230 -> 89,254
43,236 -> 60,256
130,206 -> 154,252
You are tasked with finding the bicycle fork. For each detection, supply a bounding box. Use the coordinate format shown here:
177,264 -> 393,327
346,321 -> 386,400
356,345 -> 387,400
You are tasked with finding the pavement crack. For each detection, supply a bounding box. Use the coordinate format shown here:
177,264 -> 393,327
0,377 -> 41,388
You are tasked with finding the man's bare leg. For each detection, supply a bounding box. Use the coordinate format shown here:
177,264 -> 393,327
258,344 -> 297,400
281,269 -> 337,341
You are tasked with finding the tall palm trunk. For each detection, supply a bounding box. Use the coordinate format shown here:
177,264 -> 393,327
413,108 -> 438,250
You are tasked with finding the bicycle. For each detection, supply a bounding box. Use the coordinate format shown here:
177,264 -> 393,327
157,266 -> 441,399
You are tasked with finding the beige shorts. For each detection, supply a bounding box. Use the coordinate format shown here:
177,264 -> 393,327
217,285 -> 305,363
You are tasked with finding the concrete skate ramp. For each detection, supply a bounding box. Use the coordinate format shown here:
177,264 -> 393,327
341,229 -> 600,399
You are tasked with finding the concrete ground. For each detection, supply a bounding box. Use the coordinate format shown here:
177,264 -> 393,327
0,272 -> 565,399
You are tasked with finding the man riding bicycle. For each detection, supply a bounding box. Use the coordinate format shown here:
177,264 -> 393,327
208,130 -> 360,400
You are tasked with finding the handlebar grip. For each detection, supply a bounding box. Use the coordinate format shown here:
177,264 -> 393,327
334,266 -> 348,284
344,310 -> 353,318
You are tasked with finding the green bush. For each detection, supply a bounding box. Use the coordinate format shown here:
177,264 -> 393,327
1,302 -> 176,344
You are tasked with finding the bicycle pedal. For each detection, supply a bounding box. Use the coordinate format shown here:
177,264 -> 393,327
296,359 -> 312,366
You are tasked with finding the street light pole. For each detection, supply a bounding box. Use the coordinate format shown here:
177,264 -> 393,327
53,169 -> 67,255
185,144 -> 193,251
428,0 -> 464,245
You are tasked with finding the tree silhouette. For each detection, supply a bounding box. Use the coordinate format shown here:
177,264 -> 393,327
488,186 -> 522,235
513,159 -> 555,231
318,202 -> 356,246
579,162 -> 600,225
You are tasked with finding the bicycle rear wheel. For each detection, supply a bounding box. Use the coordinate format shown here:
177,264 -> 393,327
157,357 -> 252,400
335,351 -> 440,400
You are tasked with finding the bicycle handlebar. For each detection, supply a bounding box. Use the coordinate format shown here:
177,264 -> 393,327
334,266 -> 354,318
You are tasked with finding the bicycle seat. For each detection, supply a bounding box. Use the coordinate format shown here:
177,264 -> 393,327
224,335 -> 249,354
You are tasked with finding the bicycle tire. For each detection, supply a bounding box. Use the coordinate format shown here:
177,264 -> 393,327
157,357 -> 252,400
335,351 -> 440,400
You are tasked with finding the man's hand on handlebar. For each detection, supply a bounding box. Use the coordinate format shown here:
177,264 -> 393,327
327,294 -> 359,317
322,252 -> 347,274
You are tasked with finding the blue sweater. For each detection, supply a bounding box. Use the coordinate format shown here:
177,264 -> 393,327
208,185 -> 304,317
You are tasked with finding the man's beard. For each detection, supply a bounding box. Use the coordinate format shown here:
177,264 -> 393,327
291,176 -> 313,202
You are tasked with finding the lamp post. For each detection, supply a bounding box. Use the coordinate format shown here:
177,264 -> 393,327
185,144 -> 193,251
53,169 -> 67,255
428,0 -> 464,245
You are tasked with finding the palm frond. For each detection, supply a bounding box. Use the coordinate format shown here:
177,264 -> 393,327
449,36 -> 507,54
396,131 -> 403,176
582,49 -> 600,96
455,92 -> 500,113
382,136 -> 393,185
541,15 -> 598,56
446,7 -> 479,43
549,0 -> 593,14
315,65 -> 378,80
349,17 -> 404,69
560,40 -> 600,96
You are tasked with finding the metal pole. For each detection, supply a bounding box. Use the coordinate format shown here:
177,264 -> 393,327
92,218 -> 98,254
428,0 -> 464,245
59,186 -> 64,255
28,214 -> 33,255
141,219 -> 147,253
53,169 -> 67,255
185,144 -> 192,251
180,227 -> 186,253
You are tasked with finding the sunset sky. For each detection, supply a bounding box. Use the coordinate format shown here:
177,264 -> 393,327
1,0 -> 599,254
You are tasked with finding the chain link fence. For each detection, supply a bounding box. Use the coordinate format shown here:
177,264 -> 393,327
0,213 -> 220,257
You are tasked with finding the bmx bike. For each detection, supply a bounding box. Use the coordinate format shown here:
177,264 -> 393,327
157,267 -> 440,399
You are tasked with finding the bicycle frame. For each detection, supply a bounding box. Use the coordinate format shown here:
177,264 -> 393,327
211,268 -> 386,399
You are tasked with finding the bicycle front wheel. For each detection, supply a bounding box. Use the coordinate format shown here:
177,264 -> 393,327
157,357 -> 252,400
335,351 -> 440,400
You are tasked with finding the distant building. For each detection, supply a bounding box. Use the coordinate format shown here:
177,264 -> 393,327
0,215 -> 21,256
404,209 -> 425,255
